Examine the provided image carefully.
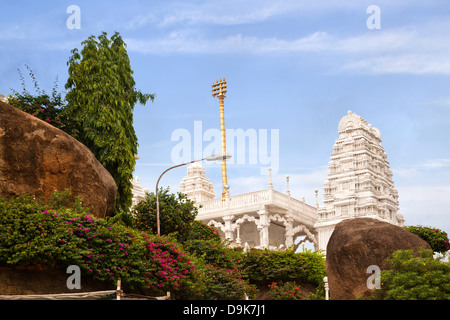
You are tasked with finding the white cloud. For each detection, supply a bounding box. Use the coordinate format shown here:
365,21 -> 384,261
125,31 -> 329,55
397,185 -> 450,233
125,17 -> 450,75
392,159 -> 450,233
126,0 -> 441,29
393,158 -> 450,175
422,159 -> 450,168
126,1 -> 351,29
340,54 -> 450,75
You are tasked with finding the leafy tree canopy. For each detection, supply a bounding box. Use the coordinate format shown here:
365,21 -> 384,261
132,188 -> 198,242
65,31 -> 154,214
370,248 -> 450,300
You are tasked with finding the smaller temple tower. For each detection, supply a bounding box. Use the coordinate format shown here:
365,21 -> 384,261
131,176 -> 146,207
131,154 -> 149,207
179,162 -> 216,203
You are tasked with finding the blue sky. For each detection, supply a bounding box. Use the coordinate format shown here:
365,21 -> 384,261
1,0 -> 449,235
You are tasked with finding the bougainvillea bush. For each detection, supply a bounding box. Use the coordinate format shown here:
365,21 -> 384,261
0,193 -> 201,297
405,226 -> 450,253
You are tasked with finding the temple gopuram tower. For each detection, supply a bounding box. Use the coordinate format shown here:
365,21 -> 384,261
179,162 -> 216,203
315,111 -> 404,252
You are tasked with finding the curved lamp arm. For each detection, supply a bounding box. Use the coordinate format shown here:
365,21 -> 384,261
155,152 -> 231,235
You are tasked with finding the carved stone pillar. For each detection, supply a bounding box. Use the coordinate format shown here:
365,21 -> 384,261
223,215 -> 235,241
285,217 -> 294,248
257,209 -> 269,248
235,224 -> 241,245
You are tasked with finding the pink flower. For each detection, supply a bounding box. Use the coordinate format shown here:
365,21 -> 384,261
44,210 -> 49,214
45,118 -> 50,122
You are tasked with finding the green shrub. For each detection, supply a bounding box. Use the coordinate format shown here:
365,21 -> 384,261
237,247 -> 326,287
372,248 -> 450,300
405,226 -> 450,253
181,238 -> 255,299
183,239 -> 239,270
195,264 -> 256,300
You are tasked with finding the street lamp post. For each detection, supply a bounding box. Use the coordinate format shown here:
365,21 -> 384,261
155,152 -> 231,236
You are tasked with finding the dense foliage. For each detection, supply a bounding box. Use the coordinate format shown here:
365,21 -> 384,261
237,247 -> 326,287
0,188 -> 332,300
65,31 -> 154,214
0,193 -> 200,297
370,248 -> 450,300
132,188 -> 198,242
195,263 -> 257,300
405,225 -> 450,253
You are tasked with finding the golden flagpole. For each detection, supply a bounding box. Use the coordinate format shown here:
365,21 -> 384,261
212,78 -> 228,198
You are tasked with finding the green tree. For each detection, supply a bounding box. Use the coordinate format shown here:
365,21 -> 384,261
65,31 -> 154,214
132,188 -> 198,242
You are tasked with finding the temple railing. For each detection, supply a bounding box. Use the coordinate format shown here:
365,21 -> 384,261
197,189 -> 318,222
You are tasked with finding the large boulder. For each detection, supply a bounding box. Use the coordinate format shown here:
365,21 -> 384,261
326,217 -> 431,300
0,101 -> 117,218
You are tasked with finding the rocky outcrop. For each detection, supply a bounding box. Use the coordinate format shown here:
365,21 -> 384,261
326,217 -> 431,300
0,101 -> 117,218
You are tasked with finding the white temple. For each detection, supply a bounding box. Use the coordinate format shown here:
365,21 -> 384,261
131,176 -> 147,207
180,165 -> 318,249
131,155 -> 148,207
134,110 -> 404,252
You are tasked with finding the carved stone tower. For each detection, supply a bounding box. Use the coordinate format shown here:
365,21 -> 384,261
179,162 -> 216,203
315,111 -> 404,251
